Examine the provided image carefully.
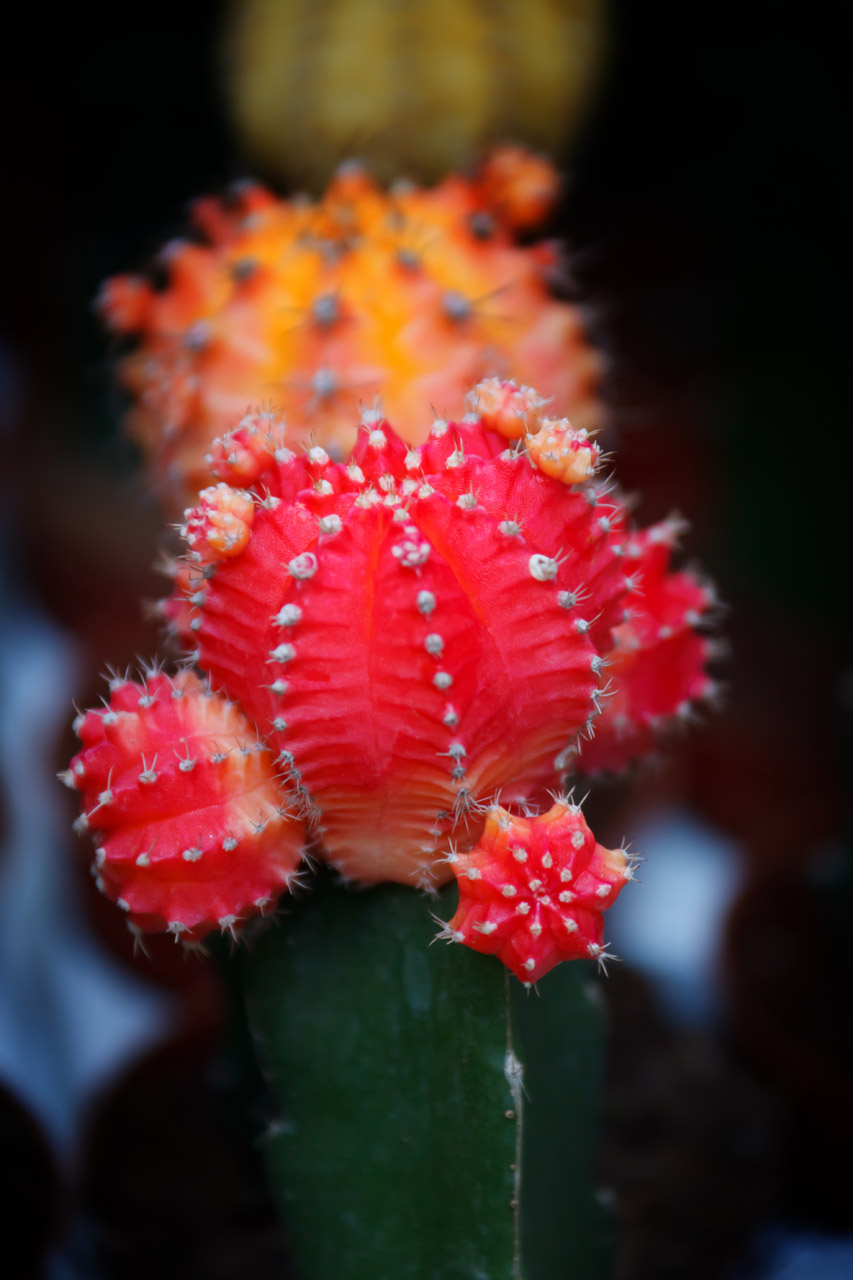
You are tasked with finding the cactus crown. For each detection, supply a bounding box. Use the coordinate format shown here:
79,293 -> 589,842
443,799 -> 634,984
67,379 -> 716,975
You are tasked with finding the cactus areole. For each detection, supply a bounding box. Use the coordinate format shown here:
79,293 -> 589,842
66,379 -> 715,980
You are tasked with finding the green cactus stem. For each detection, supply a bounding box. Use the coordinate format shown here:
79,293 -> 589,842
244,874 -> 610,1279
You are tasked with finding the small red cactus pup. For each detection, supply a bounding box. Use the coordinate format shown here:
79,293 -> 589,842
66,380 -> 715,972
62,671 -> 306,942
442,800 -> 632,984
575,518 -> 718,775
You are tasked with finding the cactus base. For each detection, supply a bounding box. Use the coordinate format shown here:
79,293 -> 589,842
244,875 -> 610,1279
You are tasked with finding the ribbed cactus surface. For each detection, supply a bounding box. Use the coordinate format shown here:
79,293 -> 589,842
65,390 -> 715,942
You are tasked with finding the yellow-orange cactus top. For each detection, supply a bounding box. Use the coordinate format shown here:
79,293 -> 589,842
100,149 -> 601,507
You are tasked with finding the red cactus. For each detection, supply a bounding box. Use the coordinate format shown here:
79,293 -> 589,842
576,519 -> 718,774
442,799 -> 631,984
66,380 -> 715,965
169,388 -> 636,888
62,670 -> 306,940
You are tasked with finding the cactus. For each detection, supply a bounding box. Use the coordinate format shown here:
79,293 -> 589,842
166,401 -> 630,889
99,149 -> 601,506
575,520 -> 719,774
62,669 -> 306,940
443,799 -> 632,983
64,386 -> 715,1275
245,874 -> 611,1279
54,0 -> 720,1258
224,0 -> 609,188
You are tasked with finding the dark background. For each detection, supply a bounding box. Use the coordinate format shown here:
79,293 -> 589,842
1,2 -> 849,1277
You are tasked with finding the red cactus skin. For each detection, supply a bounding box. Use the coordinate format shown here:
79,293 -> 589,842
63,671 -> 306,940
442,799 -> 631,984
172,387 -> 640,887
98,149 -> 600,506
66,382 -> 715,947
576,518 -> 718,774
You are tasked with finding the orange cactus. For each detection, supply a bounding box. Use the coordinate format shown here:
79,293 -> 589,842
99,149 -> 601,507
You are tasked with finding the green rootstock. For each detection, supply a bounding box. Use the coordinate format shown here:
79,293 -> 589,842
244,877 -> 610,1280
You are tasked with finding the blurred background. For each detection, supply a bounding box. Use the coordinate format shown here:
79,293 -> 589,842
0,2 -> 849,1277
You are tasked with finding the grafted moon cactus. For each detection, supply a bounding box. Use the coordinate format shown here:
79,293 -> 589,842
64,377 -> 717,1279
99,148 -> 600,505
67,379 -> 714,959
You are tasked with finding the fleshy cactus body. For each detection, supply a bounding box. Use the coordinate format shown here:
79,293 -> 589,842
66,380 -> 713,957
576,520 -> 718,773
171,399 -> 628,889
64,671 -> 305,940
99,149 -> 600,505
445,800 -> 630,982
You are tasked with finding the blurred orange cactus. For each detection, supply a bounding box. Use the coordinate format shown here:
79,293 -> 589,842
100,149 -> 602,507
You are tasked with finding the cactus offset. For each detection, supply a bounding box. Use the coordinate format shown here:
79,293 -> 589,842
443,799 -> 631,983
576,518 -> 718,774
64,670 -> 305,940
99,150 -> 601,505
